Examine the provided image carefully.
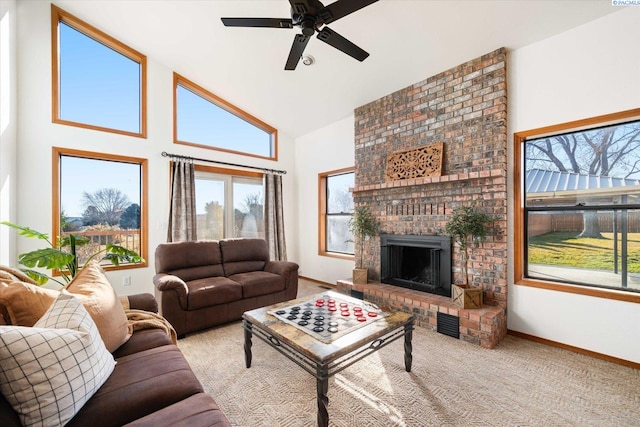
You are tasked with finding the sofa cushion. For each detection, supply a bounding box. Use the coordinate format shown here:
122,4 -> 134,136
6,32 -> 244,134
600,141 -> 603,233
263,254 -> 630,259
64,261 -> 131,352
155,241 -> 225,280
66,345 -> 203,427
219,239 -> 269,276
123,393 -> 231,427
0,292 -> 115,427
186,277 -> 242,310
111,328 -> 174,359
228,271 -> 286,299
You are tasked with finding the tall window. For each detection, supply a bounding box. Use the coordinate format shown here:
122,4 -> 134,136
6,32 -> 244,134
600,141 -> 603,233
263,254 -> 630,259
51,6 -> 146,137
53,147 -> 148,270
174,73 -> 277,160
319,169 -> 354,257
195,165 -> 264,240
515,109 -> 640,301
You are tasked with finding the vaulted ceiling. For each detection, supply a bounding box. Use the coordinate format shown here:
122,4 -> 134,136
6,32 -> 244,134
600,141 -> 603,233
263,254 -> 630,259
54,1 -> 617,138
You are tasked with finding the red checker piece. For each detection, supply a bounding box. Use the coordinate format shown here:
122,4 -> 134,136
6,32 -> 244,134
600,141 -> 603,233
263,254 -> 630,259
353,306 -> 363,313
315,302 -> 324,307
339,303 -> 348,308
328,299 -> 335,304
341,311 -> 350,317
328,306 -> 337,312
367,312 -> 378,317
357,316 -> 367,322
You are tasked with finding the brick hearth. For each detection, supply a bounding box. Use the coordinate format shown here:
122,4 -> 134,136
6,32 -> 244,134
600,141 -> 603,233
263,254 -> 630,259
337,279 -> 506,349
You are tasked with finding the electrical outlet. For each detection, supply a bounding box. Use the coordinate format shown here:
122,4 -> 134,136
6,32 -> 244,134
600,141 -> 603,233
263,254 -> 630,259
123,276 -> 131,286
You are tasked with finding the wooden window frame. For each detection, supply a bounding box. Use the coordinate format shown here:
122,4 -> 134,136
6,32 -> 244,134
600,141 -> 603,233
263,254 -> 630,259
318,167 -> 355,259
514,108 -> 640,304
51,5 -> 147,138
52,147 -> 149,273
173,73 -> 278,161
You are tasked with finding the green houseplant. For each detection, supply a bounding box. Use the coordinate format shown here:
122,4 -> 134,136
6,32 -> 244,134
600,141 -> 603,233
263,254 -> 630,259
348,206 -> 379,284
2,221 -> 143,286
444,206 -> 493,308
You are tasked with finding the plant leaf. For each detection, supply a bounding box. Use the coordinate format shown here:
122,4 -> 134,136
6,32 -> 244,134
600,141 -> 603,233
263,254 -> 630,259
1,221 -> 49,241
60,234 -> 91,248
20,269 -> 51,286
104,244 -> 144,264
18,248 -> 75,270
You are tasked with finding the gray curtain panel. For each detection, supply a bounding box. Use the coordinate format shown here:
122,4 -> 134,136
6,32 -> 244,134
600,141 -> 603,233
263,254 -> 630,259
167,159 -> 197,242
264,173 -> 287,261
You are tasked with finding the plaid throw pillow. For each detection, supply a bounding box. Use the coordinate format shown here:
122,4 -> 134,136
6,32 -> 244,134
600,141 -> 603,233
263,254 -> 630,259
0,291 -> 115,427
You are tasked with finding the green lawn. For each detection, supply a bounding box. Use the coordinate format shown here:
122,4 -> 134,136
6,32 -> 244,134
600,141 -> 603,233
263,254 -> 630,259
528,232 -> 640,273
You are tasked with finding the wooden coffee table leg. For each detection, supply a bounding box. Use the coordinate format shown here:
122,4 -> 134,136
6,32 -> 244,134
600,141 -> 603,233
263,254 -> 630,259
316,365 -> 329,427
243,319 -> 253,368
404,322 -> 413,372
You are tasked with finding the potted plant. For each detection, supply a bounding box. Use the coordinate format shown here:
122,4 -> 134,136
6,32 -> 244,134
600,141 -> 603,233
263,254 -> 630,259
348,206 -> 379,284
444,206 -> 493,308
2,221 -> 144,286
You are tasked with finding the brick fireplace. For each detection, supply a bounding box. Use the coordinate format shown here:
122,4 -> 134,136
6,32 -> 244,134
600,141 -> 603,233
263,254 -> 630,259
342,48 -> 508,348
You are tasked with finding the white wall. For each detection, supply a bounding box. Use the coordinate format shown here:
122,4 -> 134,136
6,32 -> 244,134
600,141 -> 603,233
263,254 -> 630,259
294,115 -> 355,285
507,7 -> 640,363
0,0 -> 18,266
9,1 -> 297,295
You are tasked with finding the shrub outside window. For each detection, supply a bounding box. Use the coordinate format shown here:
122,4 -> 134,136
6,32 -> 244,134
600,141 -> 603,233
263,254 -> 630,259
515,109 -> 640,300
51,5 -> 146,137
174,73 -> 277,160
319,169 -> 354,257
53,147 -> 148,271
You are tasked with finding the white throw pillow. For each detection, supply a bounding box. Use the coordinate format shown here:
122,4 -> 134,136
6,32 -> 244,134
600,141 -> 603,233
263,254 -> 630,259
0,291 -> 115,427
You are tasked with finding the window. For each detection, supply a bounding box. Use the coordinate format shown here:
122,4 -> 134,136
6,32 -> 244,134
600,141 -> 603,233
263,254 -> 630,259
174,73 -> 277,160
51,5 -> 146,137
53,147 -> 148,271
195,165 -> 264,240
319,169 -> 354,257
514,109 -> 640,302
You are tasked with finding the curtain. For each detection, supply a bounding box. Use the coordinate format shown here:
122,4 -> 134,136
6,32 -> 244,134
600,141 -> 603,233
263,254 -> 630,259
264,173 -> 287,261
167,159 -> 197,242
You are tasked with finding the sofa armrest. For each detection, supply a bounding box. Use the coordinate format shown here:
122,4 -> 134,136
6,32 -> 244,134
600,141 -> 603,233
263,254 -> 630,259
124,293 -> 158,313
153,273 -> 189,309
264,261 -> 299,289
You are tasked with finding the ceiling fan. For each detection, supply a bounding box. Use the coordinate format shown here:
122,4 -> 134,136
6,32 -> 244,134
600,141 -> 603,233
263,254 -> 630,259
221,0 -> 379,70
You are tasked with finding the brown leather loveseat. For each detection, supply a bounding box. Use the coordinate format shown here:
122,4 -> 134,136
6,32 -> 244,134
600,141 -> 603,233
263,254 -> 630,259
154,238 -> 299,337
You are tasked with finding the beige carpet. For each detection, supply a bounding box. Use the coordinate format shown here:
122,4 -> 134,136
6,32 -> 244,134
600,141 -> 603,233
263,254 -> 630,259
178,282 -> 639,427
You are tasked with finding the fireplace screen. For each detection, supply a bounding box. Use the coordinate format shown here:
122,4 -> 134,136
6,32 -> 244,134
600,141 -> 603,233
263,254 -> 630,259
380,234 -> 451,297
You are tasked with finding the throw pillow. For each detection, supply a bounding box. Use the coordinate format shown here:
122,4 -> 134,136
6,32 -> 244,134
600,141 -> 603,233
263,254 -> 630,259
0,291 -> 115,427
64,261 -> 131,352
0,280 -> 58,326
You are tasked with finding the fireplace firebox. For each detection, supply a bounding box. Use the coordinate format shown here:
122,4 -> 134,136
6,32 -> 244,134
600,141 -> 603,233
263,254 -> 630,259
380,234 -> 451,297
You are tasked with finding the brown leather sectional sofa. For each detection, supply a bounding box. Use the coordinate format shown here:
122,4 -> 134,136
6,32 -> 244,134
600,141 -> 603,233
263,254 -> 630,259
0,293 -> 231,427
154,238 -> 299,337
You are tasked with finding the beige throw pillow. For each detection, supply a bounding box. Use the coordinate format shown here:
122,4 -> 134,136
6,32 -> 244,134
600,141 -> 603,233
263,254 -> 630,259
0,281 -> 58,326
64,261 -> 131,352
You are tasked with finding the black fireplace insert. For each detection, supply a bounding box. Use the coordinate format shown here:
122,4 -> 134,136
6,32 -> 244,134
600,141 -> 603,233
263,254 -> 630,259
380,234 -> 452,297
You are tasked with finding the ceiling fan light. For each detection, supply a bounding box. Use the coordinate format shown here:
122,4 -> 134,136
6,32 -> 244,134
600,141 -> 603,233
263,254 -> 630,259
302,55 -> 315,66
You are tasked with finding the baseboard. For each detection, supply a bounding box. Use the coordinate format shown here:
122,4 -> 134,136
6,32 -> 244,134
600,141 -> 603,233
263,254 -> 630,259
299,275 -> 335,289
508,330 -> 640,369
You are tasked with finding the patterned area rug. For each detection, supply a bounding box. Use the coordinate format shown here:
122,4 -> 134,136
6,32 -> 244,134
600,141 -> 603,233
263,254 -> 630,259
177,287 -> 639,426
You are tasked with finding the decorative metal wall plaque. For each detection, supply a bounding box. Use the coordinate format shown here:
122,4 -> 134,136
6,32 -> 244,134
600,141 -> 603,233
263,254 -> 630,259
385,141 -> 444,181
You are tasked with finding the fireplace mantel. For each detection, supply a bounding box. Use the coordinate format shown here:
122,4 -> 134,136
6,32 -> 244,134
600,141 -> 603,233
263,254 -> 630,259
352,168 -> 506,193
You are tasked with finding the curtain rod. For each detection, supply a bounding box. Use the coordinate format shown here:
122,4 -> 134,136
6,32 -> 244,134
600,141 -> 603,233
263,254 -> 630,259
161,151 -> 286,175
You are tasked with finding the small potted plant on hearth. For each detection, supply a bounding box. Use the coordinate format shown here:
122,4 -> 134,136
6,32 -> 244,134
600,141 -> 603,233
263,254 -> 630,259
348,206 -> 379,284
444,205 -> 494,309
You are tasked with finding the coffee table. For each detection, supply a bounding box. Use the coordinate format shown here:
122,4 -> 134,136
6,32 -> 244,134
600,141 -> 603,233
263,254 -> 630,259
242,290 -> 414,427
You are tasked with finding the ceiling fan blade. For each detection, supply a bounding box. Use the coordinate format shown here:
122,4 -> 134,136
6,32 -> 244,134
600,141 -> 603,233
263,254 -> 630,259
285,34 -> 311,70
316,27 -> 369,62
221,18 -> 293,28
288,0 -> 313,15
319,0 -> 379,24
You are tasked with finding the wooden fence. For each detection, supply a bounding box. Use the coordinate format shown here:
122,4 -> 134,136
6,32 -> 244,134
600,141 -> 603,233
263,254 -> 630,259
528,212 -> 640,237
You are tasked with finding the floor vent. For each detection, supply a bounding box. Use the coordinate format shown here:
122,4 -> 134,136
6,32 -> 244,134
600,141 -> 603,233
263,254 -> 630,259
350,290 -> 364,300
437,312 -> 459,339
